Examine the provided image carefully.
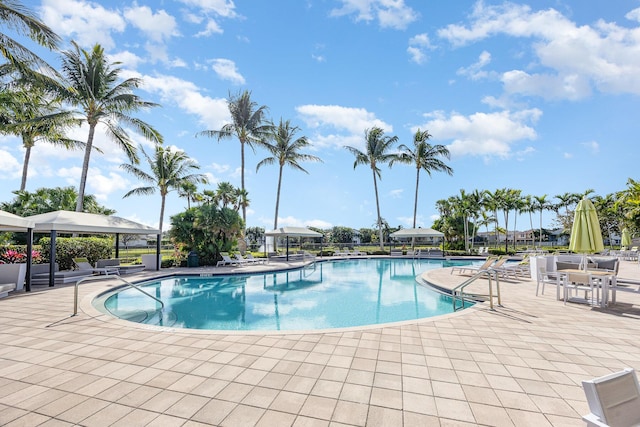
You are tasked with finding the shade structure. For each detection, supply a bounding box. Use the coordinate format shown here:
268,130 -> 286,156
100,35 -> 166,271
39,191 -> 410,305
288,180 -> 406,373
569,198 -> 604,270
24,210 -> 161,288
389,227 -> 444,238
264,226 -> 322,237
621,228 -> 632,247
25,210 -> 160,234
264,227 -> 322,261
0,210 -> 35,231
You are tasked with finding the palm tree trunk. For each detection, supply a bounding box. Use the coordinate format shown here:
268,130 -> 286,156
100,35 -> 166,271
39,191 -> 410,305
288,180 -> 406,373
240,140 -> 246,224
20,140 -> 32,192
412,167 -> 420,249
372,169 -> 384,251
76,123 -> 96,212
274,166 -> 283,230
159,193 -> 166,232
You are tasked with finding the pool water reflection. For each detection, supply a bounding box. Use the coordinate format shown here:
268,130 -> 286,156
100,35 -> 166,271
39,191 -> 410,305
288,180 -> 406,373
98,258 -> 475,331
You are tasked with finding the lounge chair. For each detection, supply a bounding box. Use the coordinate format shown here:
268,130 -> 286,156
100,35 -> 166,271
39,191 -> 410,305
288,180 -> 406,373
451,256 -> 497,275
31,263 -> 94,285
246,253 -> 267,264
582,368 -> 640,427
96,259 -> 145,274
233,253 -> 253,265
0,282 -> 16,298
73,258 -> 119,275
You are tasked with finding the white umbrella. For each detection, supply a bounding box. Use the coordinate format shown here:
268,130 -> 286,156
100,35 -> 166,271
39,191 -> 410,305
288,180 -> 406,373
264,227 -> 323,260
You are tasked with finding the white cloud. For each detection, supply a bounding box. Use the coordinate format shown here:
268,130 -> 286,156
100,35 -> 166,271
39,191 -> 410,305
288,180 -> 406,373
582,140 -> 600,154
136,73 -> 230,128
437,1 -> 640,98
389,189 -> 403,199
195,19 -> 224,37
107,50 -> 145,70
124,5 -> 179,43
331,0 -> 418,30
275,216 -> 332,229
0,149 -> 21,179
88,170 -> 131,200
296,105 -> 392,149
457,50 -> 493,80
415,109 -> 542,159
178,0 -> 237,17
210,163 -> 231,174
40,0 -> 126,50
407,33 -> 432,64
209,58 -> 246,84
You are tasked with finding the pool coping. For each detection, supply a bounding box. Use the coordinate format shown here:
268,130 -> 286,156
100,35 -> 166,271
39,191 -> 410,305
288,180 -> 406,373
79,258 -> 484,336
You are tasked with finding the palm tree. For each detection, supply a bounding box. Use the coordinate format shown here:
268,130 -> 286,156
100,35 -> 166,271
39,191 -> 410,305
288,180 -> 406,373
215,182 -> 237,208
392,129 -> 453,234
345,127 -> 399,251
121,144 -> 208,232
533,194 -> 549,247
0,83 -> 83,190
57,41 -> 163,212
177,181 -> 198,209
0,0 -> 60,69
256,118 -> 322,230
197,90 -> 271,223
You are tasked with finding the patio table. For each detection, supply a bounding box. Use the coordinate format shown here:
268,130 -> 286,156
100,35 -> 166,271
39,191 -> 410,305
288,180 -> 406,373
557,269 -> 617,308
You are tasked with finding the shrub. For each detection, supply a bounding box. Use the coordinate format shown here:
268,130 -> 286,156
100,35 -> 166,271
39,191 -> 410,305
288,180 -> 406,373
38,237 -> 113,270
0,245 -> 44,264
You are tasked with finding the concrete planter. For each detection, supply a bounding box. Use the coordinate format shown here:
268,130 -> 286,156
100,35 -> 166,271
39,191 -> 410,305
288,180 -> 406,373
0,263 -> 26,291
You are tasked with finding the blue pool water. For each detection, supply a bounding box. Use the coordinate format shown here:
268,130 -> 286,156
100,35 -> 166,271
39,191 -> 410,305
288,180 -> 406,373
97,258 -> 476,331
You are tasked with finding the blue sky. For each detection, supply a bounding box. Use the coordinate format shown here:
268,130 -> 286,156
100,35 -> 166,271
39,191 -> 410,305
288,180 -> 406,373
1,0 -> 639,232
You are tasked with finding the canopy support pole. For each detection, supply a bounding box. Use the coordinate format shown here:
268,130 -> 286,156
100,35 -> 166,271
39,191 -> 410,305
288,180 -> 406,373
156,234 -> 161,271
25,228 -> 33,292
115,233 -> 120,258
49,231 -> 57,287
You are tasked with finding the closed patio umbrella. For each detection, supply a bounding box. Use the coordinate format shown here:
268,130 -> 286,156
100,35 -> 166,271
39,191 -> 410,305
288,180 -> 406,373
569,198 -> 604,270
621,227 -> 632,248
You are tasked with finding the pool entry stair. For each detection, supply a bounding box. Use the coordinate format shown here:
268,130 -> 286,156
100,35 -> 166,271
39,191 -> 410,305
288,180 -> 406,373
451,269 -> 501,311
73,275 -> 164,317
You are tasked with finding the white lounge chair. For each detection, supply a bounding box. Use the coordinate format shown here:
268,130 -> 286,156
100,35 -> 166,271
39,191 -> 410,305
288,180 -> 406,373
246,253 -> 266,264
451,256 -> 497,275
216,255 -> 239,267
73,257 -> 119,275
582,368 -> 640,427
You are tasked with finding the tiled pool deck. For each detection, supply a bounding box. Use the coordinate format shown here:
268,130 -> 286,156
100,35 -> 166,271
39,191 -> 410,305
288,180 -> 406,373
1,258 -> 640,426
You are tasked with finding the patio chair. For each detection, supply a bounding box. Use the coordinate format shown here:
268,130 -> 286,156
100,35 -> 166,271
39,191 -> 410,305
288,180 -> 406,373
73,257 -> 119,275
246,253 -> 267,264
216,255 -> 238,267
563,272 -> 598,306
582,367 -> 640,427
535,265 -> 560,298
451,256 -> 497,275
233,253 -> 256,264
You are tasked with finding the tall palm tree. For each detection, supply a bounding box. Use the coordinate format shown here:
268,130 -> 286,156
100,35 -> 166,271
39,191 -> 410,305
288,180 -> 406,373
121,144 -> 208,232
177,181 -> 198,209
0,83 -> 83,190
345,127 -> 399,251
392,129 -> 453,233
256,118 -> 322,230
0,0 -> 60,69
197,90 -> 271,223
57,41 -> 162,212
533,194 -> 549,247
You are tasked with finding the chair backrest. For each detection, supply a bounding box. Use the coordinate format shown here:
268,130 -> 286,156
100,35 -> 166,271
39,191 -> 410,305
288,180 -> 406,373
73,258 -> 93,270
582,368 -> 640,426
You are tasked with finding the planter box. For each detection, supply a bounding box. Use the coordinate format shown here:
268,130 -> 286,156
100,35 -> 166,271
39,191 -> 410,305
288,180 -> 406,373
0,263 -> 26,291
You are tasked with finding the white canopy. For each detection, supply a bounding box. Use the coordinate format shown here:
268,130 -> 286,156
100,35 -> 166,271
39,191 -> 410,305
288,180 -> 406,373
0,210 -> 35,231
25,210 -> 160,234
264,226 -> 322,237
389,227 -> 444,238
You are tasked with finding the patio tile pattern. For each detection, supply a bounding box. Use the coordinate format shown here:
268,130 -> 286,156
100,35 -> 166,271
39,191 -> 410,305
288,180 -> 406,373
0,258 -> 639,426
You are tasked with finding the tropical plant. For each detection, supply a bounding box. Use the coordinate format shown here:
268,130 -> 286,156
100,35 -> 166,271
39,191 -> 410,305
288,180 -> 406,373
256,118 -> 322,230
0,82 -> 83,190
57,41 -> 162,212
121,144 -> 208,232
345,127 -> 399,250
197,90 -> 271,223
392,129 -> 453,234
177,181 -> 199,209
0,186 -> 115,217
0,0 -> 60,70
169,204 -> 244,265
533,194 -> 549,247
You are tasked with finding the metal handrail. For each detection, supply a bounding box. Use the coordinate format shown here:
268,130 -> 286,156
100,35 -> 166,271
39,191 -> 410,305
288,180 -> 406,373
451,268 -> 501,311
72,274 -> 164,316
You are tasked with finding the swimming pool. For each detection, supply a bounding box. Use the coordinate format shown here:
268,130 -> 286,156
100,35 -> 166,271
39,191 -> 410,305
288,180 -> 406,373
96,258 -> 476,331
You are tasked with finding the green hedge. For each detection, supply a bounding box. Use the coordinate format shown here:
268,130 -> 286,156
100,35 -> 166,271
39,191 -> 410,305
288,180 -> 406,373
38,237 -> 113,271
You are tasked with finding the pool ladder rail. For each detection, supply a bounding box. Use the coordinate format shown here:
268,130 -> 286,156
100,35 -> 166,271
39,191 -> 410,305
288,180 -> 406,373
452,269 -> 501,311
72,274 -> 164,317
